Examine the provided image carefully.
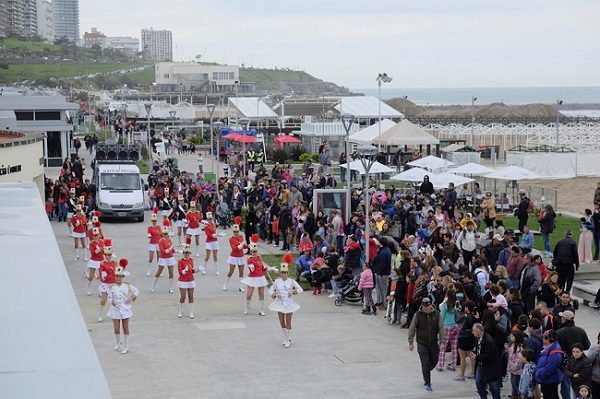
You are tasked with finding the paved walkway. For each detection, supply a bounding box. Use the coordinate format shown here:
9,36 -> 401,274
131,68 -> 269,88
48,151 -> 600,399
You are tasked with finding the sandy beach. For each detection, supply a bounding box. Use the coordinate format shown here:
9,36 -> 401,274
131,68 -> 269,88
529,176 -> 597,215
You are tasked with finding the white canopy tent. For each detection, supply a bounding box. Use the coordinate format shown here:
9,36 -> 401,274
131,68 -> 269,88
340,160 -> 394,175
505,150 -> 577,179
390,167 -> 432,182
407,155 -> 455,170
449,162 -> 495,176
372,119 -> 440,147
348,119 -> 397,144
485,165 -> 541,181
430,172 -> 474,188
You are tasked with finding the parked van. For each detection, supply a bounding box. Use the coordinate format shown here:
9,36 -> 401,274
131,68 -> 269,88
94,160 -> 146,222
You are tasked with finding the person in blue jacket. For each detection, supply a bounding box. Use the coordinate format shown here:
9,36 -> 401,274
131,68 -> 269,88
535,329 -> 564,399
294,249 -> 314,281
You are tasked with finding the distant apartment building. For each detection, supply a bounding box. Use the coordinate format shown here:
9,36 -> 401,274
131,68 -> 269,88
83,27 -> 106,47
141,28 -> 172,61
36,0 -> 53,42
53,0 -> 79,44
155,62 -> 247,93
22,0 -> 38,37
5,0 -> 25,37
106,36 -> 139,57
0,0 -> 7,38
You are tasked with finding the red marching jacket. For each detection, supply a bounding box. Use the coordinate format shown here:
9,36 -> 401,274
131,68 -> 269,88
229,235 -> 246,257
178,258 -> 196,282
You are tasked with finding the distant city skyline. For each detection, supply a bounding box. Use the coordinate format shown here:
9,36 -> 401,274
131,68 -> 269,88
73,1 -> 598,89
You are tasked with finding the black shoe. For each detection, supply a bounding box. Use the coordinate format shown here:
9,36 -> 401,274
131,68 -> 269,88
372,306 -> 377,316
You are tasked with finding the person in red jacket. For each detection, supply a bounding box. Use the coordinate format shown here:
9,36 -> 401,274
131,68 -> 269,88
177,242 -> 198,319
185,199 -> 203,257
147,209 -> 162,276
86,227 -> 104,295
202,208 -> 220,276
224,216 -> 247,292
98,239 -> 117,322
152,224 -> 177,294
71,205 -> 88,261
241,234 -> 278,316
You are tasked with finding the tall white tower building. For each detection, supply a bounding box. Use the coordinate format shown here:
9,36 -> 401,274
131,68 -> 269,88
52,0 -> 79,43
141,28 -> 172,61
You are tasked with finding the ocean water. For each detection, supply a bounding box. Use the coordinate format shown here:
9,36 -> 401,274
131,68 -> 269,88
355,87 -> 600,106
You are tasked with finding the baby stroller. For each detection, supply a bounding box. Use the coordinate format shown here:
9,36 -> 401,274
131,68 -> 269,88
334,274 -> 363,307
215,201 -> 231,228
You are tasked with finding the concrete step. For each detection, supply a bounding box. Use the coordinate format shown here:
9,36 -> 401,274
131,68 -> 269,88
574,262 -> 600,281
571,279 -> 600,307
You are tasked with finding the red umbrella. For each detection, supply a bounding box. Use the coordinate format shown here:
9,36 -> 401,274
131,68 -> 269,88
275,135 -> 301,144
233,135 -> 257,143
222,132 -> 242,141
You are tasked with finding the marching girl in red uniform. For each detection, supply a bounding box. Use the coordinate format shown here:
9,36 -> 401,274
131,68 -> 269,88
152,223 -> 176,294
86,227 -> 104,295
98,239 -> 117,322
71,204 -> 88,261
185,198 -> 203,257
223,216 -> 247,292
241,234 -> 278,316
147,208 -> 162,276
202,207 -> 220,276
177,240 -> 198,319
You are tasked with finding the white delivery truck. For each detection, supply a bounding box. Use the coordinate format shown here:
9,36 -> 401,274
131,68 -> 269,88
94,160 -> 146,222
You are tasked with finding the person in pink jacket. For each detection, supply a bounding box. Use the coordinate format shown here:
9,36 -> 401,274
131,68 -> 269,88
358,263 -> 376,315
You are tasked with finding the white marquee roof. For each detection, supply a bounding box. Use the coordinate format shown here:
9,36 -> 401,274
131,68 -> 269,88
349,119 -> 397,144
373,119 -> 440,146
229,97 -> 278,119
335,96 -> 403,119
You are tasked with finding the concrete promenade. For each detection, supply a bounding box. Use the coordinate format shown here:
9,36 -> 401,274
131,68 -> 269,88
49,151 -> 600,399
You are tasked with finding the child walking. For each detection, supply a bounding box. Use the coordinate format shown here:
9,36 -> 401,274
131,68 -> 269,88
518,349 -> 536,399
506,330 -> 526,399
358,262 -> 375,315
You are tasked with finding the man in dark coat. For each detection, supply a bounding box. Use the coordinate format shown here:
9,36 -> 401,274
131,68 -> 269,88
443,183 -> 457,220
278,203 -> 293,251
553,229 -> 579,292
514,189 -> 531,232
471,323 -> 502,399
556,310 -> 591,399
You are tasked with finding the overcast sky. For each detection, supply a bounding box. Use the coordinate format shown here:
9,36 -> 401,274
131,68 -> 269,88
80,0 -> 599,90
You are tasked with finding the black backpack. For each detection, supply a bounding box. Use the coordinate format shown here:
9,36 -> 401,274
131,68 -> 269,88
549,349 -> 569,372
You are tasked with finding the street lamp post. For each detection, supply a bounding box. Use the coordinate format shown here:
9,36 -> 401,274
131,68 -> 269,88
470,96 -> 477,147
402,95 -> 408,119
356,144 -> 378,264
120,104 -> 128,144
207,103 -> 216,171
556,100 -> 563,145
239,117 -> 250,176
213,121 -> 224,183
341,114 -> 354,224
376,73 -> 393,152
103,101 -> 110,142
144,102 -> 153,165
168,110 -> 176,155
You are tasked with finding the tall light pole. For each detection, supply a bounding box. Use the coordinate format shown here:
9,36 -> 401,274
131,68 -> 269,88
144,102 -> 153,165
341,114 -> 354,224
207,103 -> 216,168
402,95 -> 408,119
357,144 -> 378,264
239,117 -> 250,176
213,121 -> 224,183
470,96 -> 477,147
376,73 -> 393,152
103,101 -> 110,142
556,100 -> 563,145
120,104 -> 128,144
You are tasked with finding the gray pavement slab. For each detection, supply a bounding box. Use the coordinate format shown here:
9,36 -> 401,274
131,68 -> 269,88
48,151 -> 600,399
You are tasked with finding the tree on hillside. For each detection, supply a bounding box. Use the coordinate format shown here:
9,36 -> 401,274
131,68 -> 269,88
54,36 -> 71,46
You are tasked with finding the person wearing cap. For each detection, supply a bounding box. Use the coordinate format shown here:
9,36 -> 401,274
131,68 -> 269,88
66,185 -> 78,232
98,240 -> 116,322
185,200 -> 203,257
268,254 -> 303,348
484,234 -> 504,272
172,193 -> 188,247
408,296 -> 447,392
86,228 -> 104,295
520,253 -> 542,313
71,205 -> 88,261
147,210 -> 162,276
224,217 -> 247,292
535,329 -> 565,399
177,244 -> 198,319
201,207 -> 220,275
514,189 -> 532,232
159,187 -> 174,235
107,262 -> 138,354
241,234 -> 278,315
470,322 -> 502,399
152,226 -> 177,294
553,229 -> 580,292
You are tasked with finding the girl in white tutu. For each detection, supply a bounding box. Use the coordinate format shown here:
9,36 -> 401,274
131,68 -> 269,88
185,199 -> 203,257
202,207 -> 220,275
71,204 -> 88,261
177,241 -> 198,319
268,253 -> 303,348
241,234 -> 278,315
223,216 -> 247,292
147,209 -> 161,276
107,263 -> 139,354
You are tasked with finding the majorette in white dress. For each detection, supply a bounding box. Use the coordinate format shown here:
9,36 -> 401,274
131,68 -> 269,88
107,282 -> 140,320
268,278 -> 303,313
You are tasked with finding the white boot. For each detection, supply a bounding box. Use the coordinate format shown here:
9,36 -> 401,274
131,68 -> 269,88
258,300 -> 265,316
114,333 -> 121,350
189,303 -> 194,319
282,328 -> 287,346
121,335 -> 129,354
98,305 -> 104,322
147,263 -> 152,277
223,276 -> 230,291
83,247 -> 88,261
87,280 -> 92,296
151,277 -> 159,293
214,261 -> 220,276
201,262 -> 207,274
168,278 -> 174,294
178,303 -> 183,318
284,329 -> 291,348
244,301 -> 250,315
239,278 -> 245,292
74,247 -> 79,261
195,244 -> 200,258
